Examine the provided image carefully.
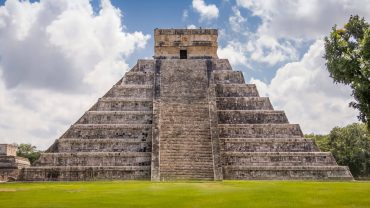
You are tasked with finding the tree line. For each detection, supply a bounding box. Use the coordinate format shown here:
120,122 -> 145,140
306,123 -> 370,179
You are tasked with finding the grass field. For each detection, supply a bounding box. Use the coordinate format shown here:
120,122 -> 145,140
0,180 -> 370,208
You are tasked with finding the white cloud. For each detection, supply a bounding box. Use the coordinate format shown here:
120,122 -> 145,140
251,40 -> 358,134
247,35 -> 298,66
218,41 -> 248,67
236,0 -> 370,39
0,0 -> 150,149
182,9 -> 188,21
192,0 -> 219,22
187,24 -> 197,29
229,6 -> 247,32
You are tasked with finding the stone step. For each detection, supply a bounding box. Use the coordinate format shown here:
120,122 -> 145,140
223,166 -> 353,180
160,169 -> 214,174
56,139 -> 151,152
212,59 -> 233,71
62,124 -> 152,140
20,166 -> 150,181
160,153 -> 214,158
160,161 -> 214,166
213,70 -> 245,84
223,152 -> 337,166
218,110 -> 288,124
216,84 -> 259,97
91,98 -> 153,111
160,144 -> 214,149
218,124 -> 303,138
34,152 -> 151,166
104,85 -> 153,98
160,175 -> 214,181
78,111 -> 153,124
136,59 -> 155,72
216,97 -> 273,110
122,71 -> 154,85
220,138 -> 319,152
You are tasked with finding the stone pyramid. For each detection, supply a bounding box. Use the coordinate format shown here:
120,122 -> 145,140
21,29 -> 353,181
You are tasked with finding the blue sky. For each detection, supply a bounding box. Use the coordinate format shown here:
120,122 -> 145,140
0,0 -> 369,149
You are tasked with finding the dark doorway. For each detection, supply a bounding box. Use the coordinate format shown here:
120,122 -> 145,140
180,50 -> 187,59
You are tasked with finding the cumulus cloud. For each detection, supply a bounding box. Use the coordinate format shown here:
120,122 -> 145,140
225,0 -> 370,67
187,24 -> 197,29
250,40 -> 358,134
236,0 -> 370,39
218,41 -> 248,67
0,0 -> 150,149
229,6 -> 247,32
192,0 -> 219,22
218,33 -> 298,67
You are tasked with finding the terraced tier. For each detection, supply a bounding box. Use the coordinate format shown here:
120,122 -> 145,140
223,166 -> 353,180
57,139 -> 151,152
77,111 -> 153,124
122,71 -> 154,85
220,138 -> 319,152
216,84 -> 259,97
91,98 -> 153,111
218,124 -> 303,138
218,110 -> 288,124
21,166 -> 151,181
213,70 -> 244,84
61,124 -> 152,140
104,85 -> 153,98
216,97 -> 273,110
222,152 -> 337,166
34,152 -> 151,166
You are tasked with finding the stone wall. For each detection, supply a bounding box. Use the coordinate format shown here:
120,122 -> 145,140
154,29 -> 218,59
0,155 -> 30,181
0,144 -> 17,156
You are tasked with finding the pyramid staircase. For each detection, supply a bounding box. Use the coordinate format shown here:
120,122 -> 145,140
20,59 -> 353,181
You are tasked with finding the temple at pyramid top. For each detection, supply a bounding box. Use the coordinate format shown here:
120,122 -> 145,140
154,28 -> 218,59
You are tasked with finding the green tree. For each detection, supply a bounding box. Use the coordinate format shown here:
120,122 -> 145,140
324,15 -> 370,129
328,123 -> 370,177
304,134 -> 330,151
306,123 -> 370,178
16,143 -> 42,164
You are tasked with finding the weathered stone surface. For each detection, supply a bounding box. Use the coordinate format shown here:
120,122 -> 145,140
0,144 -> 30,181
213,70 -> 244,84
21,166 -> 150,181
154,29 -> 218,59
20,28 -> 353,181
217,110 -> 288,124
220,138 -> 319,152
223,166 -> 353,180
215,84 -> 259,97
158,60 -> 214,181
216,97 -> 273,110
0,144 -> 17,156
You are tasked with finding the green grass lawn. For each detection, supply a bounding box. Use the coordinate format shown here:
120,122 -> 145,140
0,180 -> 370,208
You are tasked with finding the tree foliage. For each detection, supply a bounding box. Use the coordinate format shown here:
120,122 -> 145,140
324,15 -> 370,129
306,123 -> 370,178
16,143 -> 42,164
